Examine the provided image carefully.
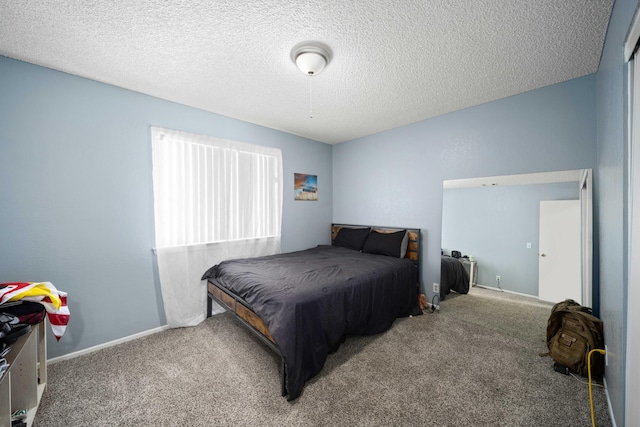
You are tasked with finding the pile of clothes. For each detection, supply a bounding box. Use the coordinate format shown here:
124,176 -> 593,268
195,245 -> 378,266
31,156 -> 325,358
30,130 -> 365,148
0,281 -> 70,343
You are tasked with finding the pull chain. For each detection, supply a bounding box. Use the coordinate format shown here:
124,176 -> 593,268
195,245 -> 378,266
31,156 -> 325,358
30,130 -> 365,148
309,75 -> 313,119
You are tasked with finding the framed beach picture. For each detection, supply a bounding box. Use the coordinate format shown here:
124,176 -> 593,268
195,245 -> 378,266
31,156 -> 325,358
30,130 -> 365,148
294,173 -> 318,201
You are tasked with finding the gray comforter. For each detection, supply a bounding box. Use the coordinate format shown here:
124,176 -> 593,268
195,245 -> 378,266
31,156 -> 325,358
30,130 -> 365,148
202,245 -> 419,400
440,255 -> 470,298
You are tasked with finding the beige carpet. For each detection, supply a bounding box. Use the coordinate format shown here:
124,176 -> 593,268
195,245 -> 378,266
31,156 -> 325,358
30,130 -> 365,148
33,287 -> 612,426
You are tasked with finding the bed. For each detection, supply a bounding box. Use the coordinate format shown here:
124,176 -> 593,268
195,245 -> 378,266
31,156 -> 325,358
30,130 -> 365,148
440,255 -> 471,299
202,224 -> 421,400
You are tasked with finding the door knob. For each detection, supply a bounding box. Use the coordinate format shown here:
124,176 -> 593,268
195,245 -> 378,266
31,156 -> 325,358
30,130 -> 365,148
540,253 -> 546,257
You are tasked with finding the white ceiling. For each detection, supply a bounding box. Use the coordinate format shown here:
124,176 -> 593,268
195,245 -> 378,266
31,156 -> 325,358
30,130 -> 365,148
0,1 -> 613,145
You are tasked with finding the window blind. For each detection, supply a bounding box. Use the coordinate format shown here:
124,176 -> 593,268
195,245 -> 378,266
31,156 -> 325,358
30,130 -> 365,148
151,127 -> 282,249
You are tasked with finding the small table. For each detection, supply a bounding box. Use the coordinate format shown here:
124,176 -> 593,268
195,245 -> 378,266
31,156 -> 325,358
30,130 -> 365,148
459,259 -> 478,287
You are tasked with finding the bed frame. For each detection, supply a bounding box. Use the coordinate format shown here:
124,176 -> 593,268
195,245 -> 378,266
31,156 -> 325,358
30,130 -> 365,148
205,224 -> 421,397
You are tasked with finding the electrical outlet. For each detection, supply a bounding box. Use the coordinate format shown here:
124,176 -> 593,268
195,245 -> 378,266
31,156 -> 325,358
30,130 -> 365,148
605,345 -> 608,366
433,282 -> 439,293
527,242 -> 532,249
496,275 -> 501,282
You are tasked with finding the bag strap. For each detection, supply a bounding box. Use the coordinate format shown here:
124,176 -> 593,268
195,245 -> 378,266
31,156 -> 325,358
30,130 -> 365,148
569,305 -> 593,315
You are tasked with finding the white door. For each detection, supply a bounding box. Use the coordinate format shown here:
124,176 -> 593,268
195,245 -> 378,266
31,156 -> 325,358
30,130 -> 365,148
538,200 -> 581,304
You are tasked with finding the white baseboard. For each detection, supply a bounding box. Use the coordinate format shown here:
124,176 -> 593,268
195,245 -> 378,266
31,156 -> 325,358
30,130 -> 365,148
48,325 -> 171,364
603,377 -> 618,427
474,285 -> 540,300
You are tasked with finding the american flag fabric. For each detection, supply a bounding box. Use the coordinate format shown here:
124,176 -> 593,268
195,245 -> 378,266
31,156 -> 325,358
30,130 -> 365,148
0,282 -> 70,340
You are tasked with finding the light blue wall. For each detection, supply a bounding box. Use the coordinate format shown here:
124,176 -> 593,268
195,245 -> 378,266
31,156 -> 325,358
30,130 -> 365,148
442,182 -> 579,296
333,75 -> 597,305
0,56 -> 333,358
595,0 -> 638,424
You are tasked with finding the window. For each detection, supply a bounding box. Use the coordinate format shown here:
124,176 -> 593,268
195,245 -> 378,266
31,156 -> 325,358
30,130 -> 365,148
151,127 -> 282,248
150,126 -> 282,327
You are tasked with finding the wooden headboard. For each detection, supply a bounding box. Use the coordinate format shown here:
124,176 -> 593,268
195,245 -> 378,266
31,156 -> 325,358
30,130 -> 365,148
331,224 -> 420,264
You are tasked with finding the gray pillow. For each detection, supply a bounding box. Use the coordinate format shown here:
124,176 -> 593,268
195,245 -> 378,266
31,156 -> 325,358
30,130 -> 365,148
332,227 -> 371,251
362,230 -> 407,258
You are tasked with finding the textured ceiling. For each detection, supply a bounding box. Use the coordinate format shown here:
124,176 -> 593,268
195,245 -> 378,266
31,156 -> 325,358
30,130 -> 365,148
0,1 -> 613,144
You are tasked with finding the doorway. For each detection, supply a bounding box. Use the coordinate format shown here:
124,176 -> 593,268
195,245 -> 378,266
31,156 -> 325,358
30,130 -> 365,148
442,169 -> 592,301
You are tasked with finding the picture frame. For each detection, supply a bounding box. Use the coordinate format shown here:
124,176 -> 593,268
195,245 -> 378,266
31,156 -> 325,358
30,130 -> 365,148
294,173 -> 318,201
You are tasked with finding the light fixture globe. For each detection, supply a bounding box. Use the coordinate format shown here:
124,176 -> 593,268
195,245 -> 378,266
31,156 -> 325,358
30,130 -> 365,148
295,51 -> 326,75
291,43 -> 331,76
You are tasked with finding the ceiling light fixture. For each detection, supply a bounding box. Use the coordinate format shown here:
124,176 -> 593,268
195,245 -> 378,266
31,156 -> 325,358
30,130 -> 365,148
291,42 -> 331,118
292,44 -> 330,76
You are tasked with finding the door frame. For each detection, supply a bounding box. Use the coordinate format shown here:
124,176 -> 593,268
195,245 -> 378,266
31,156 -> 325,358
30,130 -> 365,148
580,169 -> 593,308
625,31 -> 640,427
443,169 -> 593,305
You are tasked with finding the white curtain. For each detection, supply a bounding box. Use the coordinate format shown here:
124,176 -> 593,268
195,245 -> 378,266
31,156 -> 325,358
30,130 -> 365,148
150,127 -> 282,327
